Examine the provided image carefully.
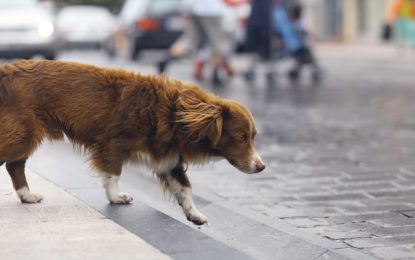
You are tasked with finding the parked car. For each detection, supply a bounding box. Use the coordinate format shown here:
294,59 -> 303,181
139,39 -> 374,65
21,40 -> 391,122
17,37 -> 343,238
0,0 -> 58,59
56,5 -> 116,49
110,0 -> 185,60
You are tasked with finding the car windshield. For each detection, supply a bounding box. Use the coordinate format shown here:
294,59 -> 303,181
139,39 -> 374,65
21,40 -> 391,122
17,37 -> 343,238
0,0 -> 38,9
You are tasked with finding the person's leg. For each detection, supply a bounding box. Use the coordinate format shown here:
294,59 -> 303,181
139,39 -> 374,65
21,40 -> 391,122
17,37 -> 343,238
288,50 -> 303,80
408,19 -> 415,48
158,16 -> 201,74
262,34 -> 278,83
201,16 -> 234,78
244,53 -> 258,82
394,18 -> 405,48
193,45 -> 211,81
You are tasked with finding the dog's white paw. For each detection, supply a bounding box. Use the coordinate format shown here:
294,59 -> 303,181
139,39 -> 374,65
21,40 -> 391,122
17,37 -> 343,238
17,187 -> 43,203
186,210 -> 208,225
109,192 -> 133,204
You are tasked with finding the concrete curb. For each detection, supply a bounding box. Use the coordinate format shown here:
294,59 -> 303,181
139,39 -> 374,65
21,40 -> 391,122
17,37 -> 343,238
0,167 -> 171,260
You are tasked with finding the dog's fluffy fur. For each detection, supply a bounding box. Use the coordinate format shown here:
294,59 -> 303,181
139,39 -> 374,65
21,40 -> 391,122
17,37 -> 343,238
0,60 -> 264,225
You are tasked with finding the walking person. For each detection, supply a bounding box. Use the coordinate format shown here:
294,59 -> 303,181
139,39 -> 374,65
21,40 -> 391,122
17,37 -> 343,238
243,0 -> 276,84
388,0 -> 415,49
157,0 -> 234,85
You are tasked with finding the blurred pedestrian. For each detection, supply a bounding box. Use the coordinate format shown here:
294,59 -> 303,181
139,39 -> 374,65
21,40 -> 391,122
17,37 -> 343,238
388,0 -> 415,48
157,0 -> 234,85
243,0 -> 276,84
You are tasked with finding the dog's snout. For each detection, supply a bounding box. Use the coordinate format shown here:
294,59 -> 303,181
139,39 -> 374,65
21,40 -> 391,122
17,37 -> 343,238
256,163 -> 265,173
251,151 -> 265,173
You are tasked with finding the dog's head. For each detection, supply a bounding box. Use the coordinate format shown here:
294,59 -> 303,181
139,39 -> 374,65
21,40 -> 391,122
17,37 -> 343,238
176,87 -> 265,174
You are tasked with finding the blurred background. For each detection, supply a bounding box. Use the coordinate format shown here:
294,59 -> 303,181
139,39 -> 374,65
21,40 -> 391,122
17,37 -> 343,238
0,0 -> 406,63
0,0 -> 412,87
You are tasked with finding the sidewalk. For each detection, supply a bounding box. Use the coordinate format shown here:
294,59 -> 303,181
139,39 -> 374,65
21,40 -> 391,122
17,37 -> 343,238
0,167 -> 170,260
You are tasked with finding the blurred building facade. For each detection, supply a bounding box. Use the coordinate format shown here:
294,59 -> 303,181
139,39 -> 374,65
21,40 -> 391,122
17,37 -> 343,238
297,0 -> 393,42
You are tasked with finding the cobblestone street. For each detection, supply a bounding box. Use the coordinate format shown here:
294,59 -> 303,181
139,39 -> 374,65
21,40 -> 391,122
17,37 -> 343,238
184,45 -> 415,259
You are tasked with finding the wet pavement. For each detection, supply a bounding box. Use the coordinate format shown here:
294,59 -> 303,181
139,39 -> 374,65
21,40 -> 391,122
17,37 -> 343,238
21,45 -> 415,259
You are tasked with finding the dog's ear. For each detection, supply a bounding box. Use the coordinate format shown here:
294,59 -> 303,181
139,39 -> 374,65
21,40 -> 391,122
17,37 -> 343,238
176,91 -> 223,146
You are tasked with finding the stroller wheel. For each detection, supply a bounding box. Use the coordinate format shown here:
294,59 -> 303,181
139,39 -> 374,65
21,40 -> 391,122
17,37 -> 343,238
243,71 -> 256,82
312,69 -> 323,84
288,69 -> 299,80
212,67 -> 223,87
266,72 -> 278,86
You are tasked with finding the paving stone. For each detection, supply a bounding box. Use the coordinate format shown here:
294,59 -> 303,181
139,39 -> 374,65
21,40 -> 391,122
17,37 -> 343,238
369,217 -> 415,228
344,235 -> 415,249
369,189 -> 415,198
282,217 -> 332,228
321,230 -> 373,240
329,182 -> 398,193
326,212 -> 407,225
369,245 -> 415,260
337,204 -> 415,215
399,210 -> 415,218
368,226 -> 415,237
300,193 -> 370,202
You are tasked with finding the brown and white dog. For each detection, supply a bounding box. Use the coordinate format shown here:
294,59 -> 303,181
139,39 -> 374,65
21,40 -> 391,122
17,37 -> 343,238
0,60 -> 265,225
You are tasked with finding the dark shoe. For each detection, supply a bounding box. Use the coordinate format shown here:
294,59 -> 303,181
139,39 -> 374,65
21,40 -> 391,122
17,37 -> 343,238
243,70 -> 256,82
157,59 -> 169,74
212,67 -> 223,86
288,69 -> 300,80
312,69 -> 323,84
222,60 -> 235,78
193,61 -> 206,81
266,72 -> 278,86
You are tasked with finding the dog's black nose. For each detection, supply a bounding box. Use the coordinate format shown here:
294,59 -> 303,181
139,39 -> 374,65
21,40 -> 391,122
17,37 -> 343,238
256,163 -> 265,173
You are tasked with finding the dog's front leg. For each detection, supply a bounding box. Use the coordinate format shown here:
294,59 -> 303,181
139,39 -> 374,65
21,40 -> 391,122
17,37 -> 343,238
101,174 -> 133,204
92,148 -> 133,204
160,164 -> 208,225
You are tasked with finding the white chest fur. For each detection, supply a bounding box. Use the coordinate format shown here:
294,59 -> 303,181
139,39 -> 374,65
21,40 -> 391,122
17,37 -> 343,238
132,152 -> 180,173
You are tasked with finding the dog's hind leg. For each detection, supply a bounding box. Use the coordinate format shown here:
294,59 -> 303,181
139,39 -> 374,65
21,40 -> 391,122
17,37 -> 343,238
159,164 -> 208,225
6,159 -> 43,203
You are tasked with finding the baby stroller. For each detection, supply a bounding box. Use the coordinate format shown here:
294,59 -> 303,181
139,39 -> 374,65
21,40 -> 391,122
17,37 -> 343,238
273,4 -> 323,83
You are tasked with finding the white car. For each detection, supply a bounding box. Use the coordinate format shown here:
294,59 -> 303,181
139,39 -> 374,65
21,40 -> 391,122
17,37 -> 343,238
56,6 -> 116,49
0,0 -> 58,59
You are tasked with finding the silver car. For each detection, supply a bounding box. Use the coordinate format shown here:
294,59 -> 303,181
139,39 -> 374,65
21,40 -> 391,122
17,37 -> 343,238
56,6 -> 117,49
0,0 -> 58,59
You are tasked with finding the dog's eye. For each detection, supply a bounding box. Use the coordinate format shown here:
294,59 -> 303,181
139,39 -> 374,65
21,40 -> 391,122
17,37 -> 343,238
239,134 -> 248,144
